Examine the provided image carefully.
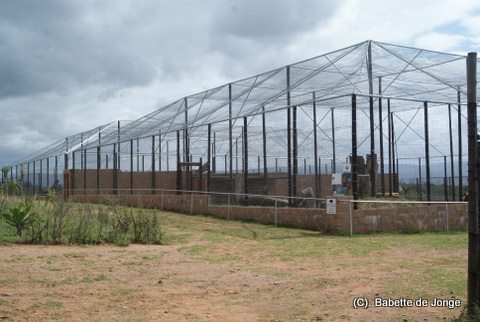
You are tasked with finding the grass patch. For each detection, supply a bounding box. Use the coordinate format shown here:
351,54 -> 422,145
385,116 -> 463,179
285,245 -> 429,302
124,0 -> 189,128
0,278 -> 17,285
46,300 -> 63,308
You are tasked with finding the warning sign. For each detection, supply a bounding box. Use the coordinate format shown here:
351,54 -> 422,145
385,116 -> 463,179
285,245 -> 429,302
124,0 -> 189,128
326,199 -> 336,215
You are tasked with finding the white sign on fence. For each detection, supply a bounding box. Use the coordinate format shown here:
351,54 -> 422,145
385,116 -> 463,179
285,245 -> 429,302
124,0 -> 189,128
326,198 -> 336,215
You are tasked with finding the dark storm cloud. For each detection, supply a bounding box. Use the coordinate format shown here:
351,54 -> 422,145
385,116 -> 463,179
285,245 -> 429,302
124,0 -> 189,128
0,0 -> 157,99
0,0 -> 340,165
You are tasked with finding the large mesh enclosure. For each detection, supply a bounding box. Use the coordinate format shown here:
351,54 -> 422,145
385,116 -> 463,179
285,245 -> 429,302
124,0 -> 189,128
8,40 -> 480,204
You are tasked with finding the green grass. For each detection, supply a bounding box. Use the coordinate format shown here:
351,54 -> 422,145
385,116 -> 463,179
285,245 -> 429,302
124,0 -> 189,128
0,278 -> 17,285
46,300 -> 63,308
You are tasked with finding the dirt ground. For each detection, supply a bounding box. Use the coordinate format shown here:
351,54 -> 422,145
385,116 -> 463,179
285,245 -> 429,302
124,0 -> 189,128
0,211 -> 467,321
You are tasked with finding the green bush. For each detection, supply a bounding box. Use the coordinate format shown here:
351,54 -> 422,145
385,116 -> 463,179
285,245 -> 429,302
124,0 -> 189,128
0,198 -> 163,246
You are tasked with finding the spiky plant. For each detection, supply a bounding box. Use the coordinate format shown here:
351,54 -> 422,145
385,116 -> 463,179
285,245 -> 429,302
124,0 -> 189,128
1,200 -> 36,236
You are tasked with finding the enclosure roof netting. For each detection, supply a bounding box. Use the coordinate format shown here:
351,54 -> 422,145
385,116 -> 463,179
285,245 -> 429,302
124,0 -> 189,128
12,40 -> 480,165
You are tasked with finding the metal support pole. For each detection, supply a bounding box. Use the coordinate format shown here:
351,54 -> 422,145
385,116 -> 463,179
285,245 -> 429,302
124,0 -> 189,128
287,66 -> 292,206
379,77 -> 385,196
352,94 -> 358,209
444,155 -> 448,201
369,94 -> 375,197
313,93 -> 320,200
419,158 -> 422,200
213,132 -> 216,173
158,131 -> 162,172
388,99 -> 392,196
184,97 -> 189,162
391,112 -> 397,193
117,121 -> 121,170
243,117 -> 249,205
207,124 -> 211,192
292,105 -> 298,201
458,89 -> 463,200
167,141 -> 170,171
113,144 -> 118,195
424,101 -> 431,201
39,159 -> 43,190
331,108 -> 336,173
368,41 -> 375,197
229,84 -> 233,192
97,146 -> 100,195
448,104 -> 456,200
262,105 -> 267,194
70,153 -> 74,196
54,156 -> 58,188
151,135 -> 156,195
466,51 -> 478,315
46,158 -> 50,188
130,140 -> 133,194
83,150 -> 87,194
136,138 -> 139,172
27,162 -> 30,194
176,130 -> 181,194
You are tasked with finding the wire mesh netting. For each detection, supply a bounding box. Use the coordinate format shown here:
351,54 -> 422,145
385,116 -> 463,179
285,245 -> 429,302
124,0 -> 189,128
7,40 -> 479,204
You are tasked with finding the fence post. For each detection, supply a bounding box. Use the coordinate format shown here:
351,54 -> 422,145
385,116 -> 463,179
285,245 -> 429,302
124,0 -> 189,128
445,203 -> 449,233
274,199 -> 278,227
349,201 -> 353,237
227,194 -> 230,220
190,191 -> 193,215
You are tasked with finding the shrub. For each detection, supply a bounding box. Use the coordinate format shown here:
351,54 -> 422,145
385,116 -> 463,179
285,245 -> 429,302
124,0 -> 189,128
1,198 -> 36,236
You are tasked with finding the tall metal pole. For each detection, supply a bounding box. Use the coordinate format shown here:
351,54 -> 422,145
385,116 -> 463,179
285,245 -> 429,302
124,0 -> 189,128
424,101 -> 431,201
352,94 -> 358,209
46,157 -> 50,188
158,131 -> 162,172
391,113 -> 397,193
96,145 -> 100,195
117,121 -> 121,170
229,84 -> 233,192
262,106 -> 267,194
64,137 -> 69,177
443,155 -> 448,201
70,154 -> 74,196
113,143 -> 117,195
367,41 -> 375,197
313,92 -> 320,199
54,156 -> 58,186
418,158 -> 422,200
378,77 -> 385,196
167,141 -> 170,171
458,88 -> 463,200
331,108 -> 336,173
39,159 -> 42,191
388,99 -> 392,196
466,51 -> 478,316
98,131 -> 101,195
243,117 -> 249,204
286,66 -> 292,206
176,130 -> 181,194
292,105 -> 298,201
207,124 -> 211,192
136,138 -> 140,172
83,150 -> 87,194
71,151 -> 76,195
130,140 -> 133,195
448,104 -> 456,200
151,135 -> 156,195
184,97 -> 189,162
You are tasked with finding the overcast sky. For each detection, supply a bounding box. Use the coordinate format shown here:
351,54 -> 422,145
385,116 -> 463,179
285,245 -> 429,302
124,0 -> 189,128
0,0 -> 479,165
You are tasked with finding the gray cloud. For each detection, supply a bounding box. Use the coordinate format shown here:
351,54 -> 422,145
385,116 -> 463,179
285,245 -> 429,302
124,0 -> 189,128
0,0 -> 477,165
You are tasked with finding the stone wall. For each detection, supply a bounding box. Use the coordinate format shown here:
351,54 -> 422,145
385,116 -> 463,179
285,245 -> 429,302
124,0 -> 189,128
69,192 -> 467,234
